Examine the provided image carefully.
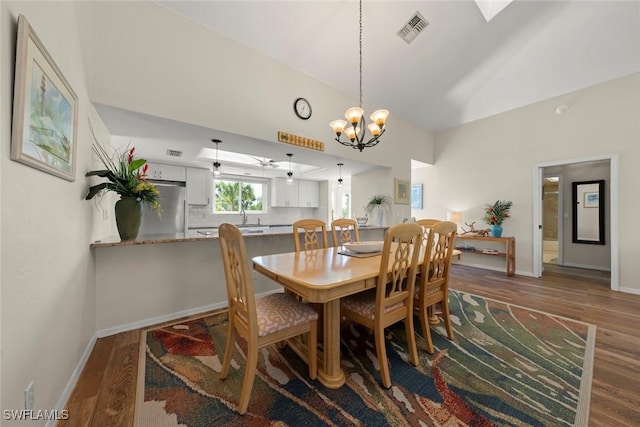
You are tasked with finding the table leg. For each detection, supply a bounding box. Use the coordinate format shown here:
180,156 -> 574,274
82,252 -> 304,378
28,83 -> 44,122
427,305 -> 439,324
506,237 -> 516,276
316,299 -> 346,388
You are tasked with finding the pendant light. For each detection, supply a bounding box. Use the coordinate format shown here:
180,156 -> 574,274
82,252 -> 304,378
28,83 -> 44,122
286,153 -> 294,184
337,163 -> 344,188
329,0 -> 389,152
212,139 -> 222,176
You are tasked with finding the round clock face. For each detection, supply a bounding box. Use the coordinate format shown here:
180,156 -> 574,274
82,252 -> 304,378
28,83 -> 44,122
294,97 -> 312,120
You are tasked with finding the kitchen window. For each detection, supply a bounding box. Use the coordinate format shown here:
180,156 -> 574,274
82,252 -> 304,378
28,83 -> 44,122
213,177 -> 266,213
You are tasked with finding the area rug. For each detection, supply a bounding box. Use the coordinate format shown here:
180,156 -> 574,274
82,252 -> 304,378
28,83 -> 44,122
135,291 -> 595,426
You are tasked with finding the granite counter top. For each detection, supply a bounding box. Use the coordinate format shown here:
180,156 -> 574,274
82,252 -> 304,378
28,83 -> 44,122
90,225 -> 387,249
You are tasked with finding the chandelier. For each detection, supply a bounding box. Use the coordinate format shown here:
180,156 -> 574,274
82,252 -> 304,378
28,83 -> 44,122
329,0 -> 389,152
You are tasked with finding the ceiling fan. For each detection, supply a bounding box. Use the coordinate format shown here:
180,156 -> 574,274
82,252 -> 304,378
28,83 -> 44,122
252,157 -> 280,168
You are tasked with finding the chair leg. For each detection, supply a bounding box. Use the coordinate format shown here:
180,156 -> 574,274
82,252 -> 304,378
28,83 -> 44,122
307,320 -> 318,380
374,325 -> 391,389
404,315 -> 419,367
418,299 -> 434,354
441,297 -> 454,340
238,342 -> 259,415
220,322 -> 236,379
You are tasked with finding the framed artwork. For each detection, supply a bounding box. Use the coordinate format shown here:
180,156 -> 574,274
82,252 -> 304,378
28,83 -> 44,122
584,191 -> 599,208
411,184 -> 423,209
394,178 -> 410,205
11,14 -> 78,181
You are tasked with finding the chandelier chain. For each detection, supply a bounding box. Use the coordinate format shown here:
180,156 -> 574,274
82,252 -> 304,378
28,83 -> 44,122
359,0 -> 362,108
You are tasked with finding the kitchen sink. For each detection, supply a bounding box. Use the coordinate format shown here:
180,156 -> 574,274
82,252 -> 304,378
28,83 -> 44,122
240,226 -> 270,235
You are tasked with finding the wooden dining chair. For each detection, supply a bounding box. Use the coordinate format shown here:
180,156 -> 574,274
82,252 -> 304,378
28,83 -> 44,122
414,220 -> 457,354
331,218 -> 360,247
218,223 -> 318,414
293,218 -> 328,252
340,223 -> 423,388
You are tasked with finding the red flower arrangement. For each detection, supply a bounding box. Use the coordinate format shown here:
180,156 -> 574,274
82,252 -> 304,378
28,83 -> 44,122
483,200 -> 512,226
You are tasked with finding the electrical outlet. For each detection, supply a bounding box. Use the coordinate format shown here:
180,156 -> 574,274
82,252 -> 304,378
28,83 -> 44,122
103,209 -> 109,221
25,382 -> 34,410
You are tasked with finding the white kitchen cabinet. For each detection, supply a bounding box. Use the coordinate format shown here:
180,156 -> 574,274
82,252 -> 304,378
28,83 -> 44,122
147,162 -> 186,182
298,180 -> 319,208
271,177 -> 299,207
186,167 -> 211,205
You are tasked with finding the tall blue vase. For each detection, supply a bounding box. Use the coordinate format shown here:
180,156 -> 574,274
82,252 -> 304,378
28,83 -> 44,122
491,225 -> 503,238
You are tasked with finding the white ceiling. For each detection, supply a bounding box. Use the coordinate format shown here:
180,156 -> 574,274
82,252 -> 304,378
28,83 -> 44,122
155,0 -> 640,131
97,1 -> 639,180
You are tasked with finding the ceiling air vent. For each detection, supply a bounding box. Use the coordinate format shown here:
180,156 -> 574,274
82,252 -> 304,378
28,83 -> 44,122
397,11 -> 428,44
166,149 -> 182,157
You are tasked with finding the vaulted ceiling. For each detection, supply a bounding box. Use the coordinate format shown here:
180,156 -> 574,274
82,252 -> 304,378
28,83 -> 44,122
155,0 -> 640,131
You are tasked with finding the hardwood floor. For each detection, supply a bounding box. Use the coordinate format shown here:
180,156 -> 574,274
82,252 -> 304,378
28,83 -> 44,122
58,265 -> 640,427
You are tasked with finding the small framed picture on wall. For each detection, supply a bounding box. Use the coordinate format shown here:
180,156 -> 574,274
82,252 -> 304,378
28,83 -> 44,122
394,178 -> 410,205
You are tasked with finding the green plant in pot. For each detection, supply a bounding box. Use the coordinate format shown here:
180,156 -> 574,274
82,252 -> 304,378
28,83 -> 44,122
85,143 -> 160,241
365,194 -> 392,227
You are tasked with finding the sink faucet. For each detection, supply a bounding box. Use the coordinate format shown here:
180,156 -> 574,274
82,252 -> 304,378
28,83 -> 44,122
240,208 -> 247,225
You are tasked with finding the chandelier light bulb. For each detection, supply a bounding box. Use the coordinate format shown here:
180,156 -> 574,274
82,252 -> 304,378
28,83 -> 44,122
344,107 -> 364,126
370,109 -> 389,127
329,120 -> 347,136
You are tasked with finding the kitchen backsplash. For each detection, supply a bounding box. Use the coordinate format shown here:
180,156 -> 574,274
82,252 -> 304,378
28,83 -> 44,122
187,205 -> 324,228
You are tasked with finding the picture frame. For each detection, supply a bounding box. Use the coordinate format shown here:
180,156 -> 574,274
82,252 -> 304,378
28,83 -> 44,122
394,178 -> 410,205
11,14 -> 78,182
411,184 -> 423,209
584,191 -> 599,208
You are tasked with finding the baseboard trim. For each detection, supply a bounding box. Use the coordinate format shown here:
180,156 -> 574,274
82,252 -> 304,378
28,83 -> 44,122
98,288 -> 283,337
52,289 -> 284,425
562,262 -> 611,272
619,286 -> 640,295
47,334 -> 97,427
453,261 -> 534,277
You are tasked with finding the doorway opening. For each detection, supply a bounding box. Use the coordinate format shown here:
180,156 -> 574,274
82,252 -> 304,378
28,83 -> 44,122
533,154 -> 618,290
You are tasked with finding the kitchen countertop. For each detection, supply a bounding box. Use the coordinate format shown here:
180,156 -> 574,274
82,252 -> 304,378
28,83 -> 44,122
90,225 -> 387,248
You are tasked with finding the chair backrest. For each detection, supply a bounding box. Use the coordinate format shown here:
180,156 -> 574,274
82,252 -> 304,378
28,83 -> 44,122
421,221 -> 458,283
218,223 -> 257,337
293,219 -> 328,252
376,223 -> 424,318
416,218 -> 441,254
331,218 -> 360,247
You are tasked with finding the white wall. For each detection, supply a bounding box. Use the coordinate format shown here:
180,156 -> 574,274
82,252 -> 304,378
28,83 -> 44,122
87,0 -> 434,179
427,74 -> 639,291
0,1 -> 110,417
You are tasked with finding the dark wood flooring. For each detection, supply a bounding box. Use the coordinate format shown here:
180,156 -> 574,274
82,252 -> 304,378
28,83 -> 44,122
58,264 -> 640,427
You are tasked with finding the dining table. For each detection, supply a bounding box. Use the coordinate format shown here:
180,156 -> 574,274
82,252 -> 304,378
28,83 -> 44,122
252,244 -> 402,389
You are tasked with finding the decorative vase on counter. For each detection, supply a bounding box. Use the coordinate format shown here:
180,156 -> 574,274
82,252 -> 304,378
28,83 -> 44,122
115,196 -> 142,241
491,225 -> 503,238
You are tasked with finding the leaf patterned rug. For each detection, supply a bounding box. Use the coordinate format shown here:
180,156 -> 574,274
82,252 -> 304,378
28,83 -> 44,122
135,291 -> 595,426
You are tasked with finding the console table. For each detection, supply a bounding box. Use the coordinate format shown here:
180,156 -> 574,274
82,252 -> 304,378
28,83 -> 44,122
454,234 -> 516,276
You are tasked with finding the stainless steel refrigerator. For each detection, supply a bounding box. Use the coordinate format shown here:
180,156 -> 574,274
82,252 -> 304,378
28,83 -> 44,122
139,182 -> 187,236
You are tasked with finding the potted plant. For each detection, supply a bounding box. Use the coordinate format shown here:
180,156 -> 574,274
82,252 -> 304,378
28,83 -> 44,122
85,143 -> 160,241
483,200 -> 512,237
365,194 -> 392,226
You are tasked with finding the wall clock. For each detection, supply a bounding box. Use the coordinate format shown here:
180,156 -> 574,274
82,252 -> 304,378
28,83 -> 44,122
294,97 -> 312,120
